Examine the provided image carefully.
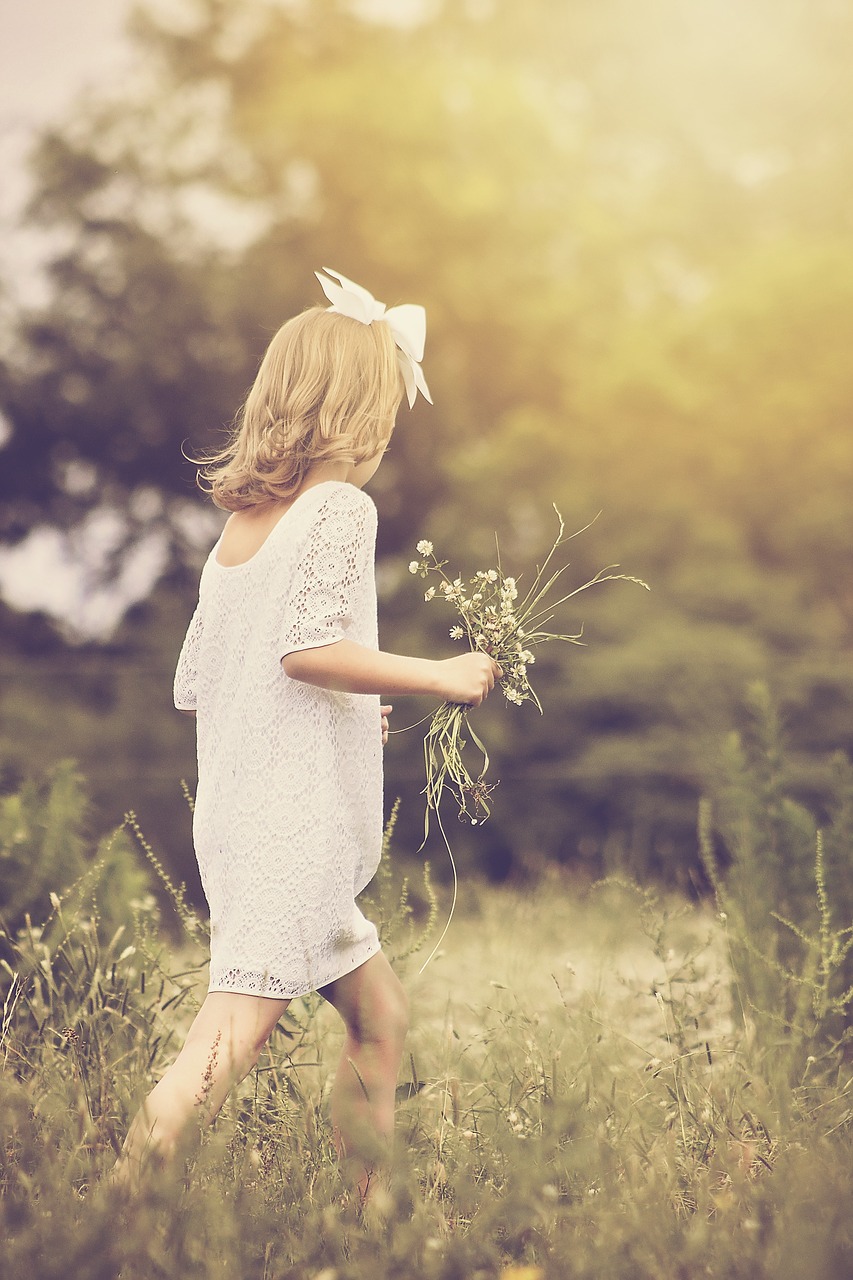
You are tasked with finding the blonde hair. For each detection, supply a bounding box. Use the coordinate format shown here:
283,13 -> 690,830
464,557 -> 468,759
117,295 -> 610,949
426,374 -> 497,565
196,307 -> 404,510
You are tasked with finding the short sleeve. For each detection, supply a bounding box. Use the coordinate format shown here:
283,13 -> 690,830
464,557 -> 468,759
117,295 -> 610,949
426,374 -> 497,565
280,486 -> 377,658
174,602 -> 203,710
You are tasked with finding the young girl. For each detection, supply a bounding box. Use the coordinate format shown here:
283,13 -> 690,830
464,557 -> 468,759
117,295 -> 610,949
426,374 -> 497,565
113,269 -> 501,1202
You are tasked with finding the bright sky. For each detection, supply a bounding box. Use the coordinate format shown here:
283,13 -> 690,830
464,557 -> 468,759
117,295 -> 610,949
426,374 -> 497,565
0,0 -> 132,296
0,0 -> 129,124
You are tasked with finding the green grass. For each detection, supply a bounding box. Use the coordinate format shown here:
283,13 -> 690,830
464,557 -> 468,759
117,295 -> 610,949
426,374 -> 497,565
2,839 -> 851,1280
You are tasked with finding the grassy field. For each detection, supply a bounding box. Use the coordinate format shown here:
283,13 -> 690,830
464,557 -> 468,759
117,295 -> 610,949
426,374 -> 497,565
2,835 -> 851,1280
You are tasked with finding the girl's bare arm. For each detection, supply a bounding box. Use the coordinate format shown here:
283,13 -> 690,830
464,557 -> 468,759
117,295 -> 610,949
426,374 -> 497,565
282,639 -> 500,705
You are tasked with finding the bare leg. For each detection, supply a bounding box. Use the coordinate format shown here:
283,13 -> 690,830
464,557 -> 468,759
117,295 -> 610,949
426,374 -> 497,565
112,991 -> 290,1186
318,952 -> 409,1205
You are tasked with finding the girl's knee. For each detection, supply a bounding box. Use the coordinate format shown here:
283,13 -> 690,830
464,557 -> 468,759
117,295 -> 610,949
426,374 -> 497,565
239,999 -> 291,1073
389,980 -> 409,1043
326,955 -> 409,1047
366,973 -> 409,1047
182,994 -> 286,1078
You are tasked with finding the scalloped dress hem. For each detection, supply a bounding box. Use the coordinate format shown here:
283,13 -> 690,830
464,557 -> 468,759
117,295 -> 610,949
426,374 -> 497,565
206,937 -> 383,1002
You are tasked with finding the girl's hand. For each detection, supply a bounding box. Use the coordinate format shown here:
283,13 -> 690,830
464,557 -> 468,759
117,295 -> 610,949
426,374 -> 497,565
434,653 -> 502,706
381,703 -> 392,746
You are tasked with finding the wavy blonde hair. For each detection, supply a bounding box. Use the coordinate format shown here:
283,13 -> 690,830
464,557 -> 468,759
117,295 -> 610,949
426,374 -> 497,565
196,306 -> 404,510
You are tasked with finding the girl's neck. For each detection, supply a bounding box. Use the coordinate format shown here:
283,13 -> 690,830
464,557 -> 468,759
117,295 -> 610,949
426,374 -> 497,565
301,461 -> 352,490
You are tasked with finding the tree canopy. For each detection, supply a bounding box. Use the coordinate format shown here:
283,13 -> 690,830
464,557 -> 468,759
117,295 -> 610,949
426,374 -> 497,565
1,0 -> 852,883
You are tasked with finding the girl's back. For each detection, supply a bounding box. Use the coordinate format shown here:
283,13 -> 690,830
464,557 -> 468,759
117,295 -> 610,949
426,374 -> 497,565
213,499 -> 298,568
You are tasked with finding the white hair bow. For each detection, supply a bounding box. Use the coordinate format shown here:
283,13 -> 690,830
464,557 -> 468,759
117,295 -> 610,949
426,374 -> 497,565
315,267 -> 432,408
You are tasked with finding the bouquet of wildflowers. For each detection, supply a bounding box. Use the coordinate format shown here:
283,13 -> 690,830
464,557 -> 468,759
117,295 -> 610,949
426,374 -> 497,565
408,509 -> 649,832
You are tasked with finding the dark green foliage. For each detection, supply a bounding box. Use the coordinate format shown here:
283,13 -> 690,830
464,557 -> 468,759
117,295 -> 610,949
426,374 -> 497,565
701,683 -> 853,1071
0,760 -> 89,926
0,759 -> 149,943
0,587 -> 202,888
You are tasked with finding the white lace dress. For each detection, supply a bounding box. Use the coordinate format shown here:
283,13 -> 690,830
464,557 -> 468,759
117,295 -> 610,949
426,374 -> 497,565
173,480 -> 383,999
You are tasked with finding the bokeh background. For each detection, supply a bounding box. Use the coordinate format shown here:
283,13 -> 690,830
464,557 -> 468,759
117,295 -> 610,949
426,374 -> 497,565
2,0 -> 852,906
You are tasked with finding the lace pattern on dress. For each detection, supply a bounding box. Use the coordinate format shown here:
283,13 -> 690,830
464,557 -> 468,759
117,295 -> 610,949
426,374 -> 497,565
173,604 -> 203,710
280,485 -> 376,656
172,481 -> 384,999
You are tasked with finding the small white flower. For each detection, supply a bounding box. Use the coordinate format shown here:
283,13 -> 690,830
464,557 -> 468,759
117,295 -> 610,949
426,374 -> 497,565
408,561 -> 419,574
416,539 -> 433,556
487,569 -> 498,582
424,586 -> 436,601
449,625 -> 464,639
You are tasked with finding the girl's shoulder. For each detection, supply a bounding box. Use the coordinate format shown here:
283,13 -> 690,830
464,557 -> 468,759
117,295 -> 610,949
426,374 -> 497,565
313,480 -> 376,512
307,481 -> 378,527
